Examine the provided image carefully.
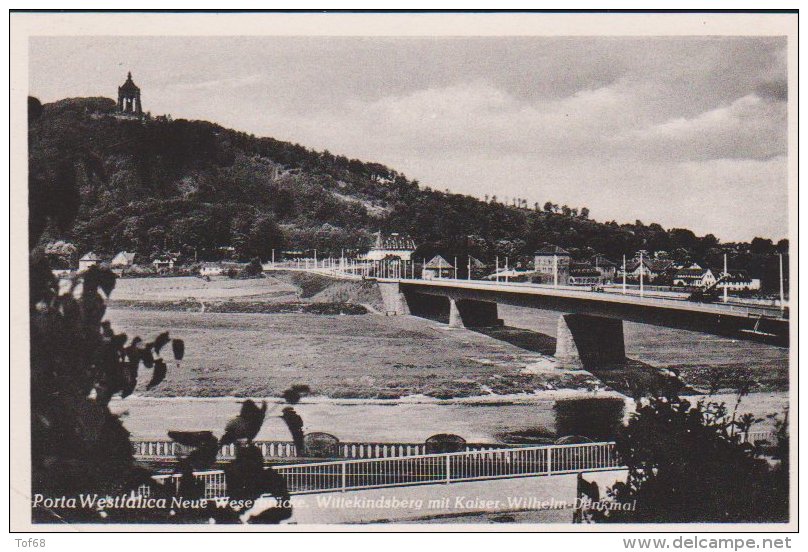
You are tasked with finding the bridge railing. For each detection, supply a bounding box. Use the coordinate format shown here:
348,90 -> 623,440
132,439 -> 516,462
140,442 -> 622,498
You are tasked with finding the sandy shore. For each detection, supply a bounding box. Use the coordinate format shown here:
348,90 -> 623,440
111,389 -> 786,443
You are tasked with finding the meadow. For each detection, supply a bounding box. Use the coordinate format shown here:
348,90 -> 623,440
105,275 -> 789,400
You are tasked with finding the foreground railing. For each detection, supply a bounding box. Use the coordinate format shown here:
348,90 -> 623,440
275,442 -> 621,495
146,470 -> 227,500
740,430 -> 778,445
142,442 -> 621,498
132,439 -> 512,462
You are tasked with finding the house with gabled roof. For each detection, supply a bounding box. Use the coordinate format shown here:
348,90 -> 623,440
78,251 -> 103,272
533,244 -> 571,285
363,232 -> 417,261
422,255 -> 454,280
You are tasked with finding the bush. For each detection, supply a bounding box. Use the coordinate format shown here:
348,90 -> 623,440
554,397 -> 626,441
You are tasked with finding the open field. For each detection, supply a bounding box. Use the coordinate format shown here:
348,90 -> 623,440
105,275 -> 789,399
110,275 -> 301,302
105,307 -> 596,399
105,275 -> 789,443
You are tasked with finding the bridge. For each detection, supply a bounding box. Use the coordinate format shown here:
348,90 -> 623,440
373,277 -> 789,367
264,264 -> 788,367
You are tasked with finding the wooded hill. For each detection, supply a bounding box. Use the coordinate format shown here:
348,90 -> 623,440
29,97 -> 787,290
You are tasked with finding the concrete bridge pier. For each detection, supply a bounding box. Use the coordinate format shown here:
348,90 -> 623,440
449,298 -> 463,328
447,296 -> 503,328
555,313 -> 626,369
455,298 -> 503,328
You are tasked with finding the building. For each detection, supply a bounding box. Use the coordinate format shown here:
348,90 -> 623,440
533,244 -> 571,285
199,262 -> 224,277
422,255 -> 454,280
717,270 -> 761,291
78,252 -> 103,272
568,263 -> 603,287
363,232 -> 416,261
151,254 -> 177,271
110,251 -> 136,269
619,257 -> 675,283
590,254 -> 617,283
673,267 -> 717,288
117,72 -> 143,117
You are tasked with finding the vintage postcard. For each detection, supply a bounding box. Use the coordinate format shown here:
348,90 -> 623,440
9,10 -> 798,533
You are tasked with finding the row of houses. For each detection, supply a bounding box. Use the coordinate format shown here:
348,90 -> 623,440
355,234 -> 761,290
66,235 -> 760,292
76,251 -> 177,273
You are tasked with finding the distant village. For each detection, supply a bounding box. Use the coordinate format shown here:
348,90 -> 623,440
54,229 -> 762,296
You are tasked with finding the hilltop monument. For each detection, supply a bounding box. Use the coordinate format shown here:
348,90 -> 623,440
117,71 -> 143,117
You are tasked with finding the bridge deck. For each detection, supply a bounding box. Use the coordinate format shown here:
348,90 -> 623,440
392,278 -> 788,346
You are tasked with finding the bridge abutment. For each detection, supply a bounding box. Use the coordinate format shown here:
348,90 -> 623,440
555,314 -> 626,369
378,281 -> 411,315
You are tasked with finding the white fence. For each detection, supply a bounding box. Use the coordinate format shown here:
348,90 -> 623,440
132,439 -> 512,462
142,442 -> 621,498
276,442 -> 620,494
740,430 -> 778,445
146,470 -> 227,499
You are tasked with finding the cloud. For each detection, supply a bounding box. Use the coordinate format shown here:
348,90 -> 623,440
28,35 -> 789,240
614,93 -> 786,161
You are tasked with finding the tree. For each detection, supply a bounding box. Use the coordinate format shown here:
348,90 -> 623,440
246,214 -> 286,261
750,237 -> 775,256
44,240 -> 77,269
28,96 -> 291,523
242,256 -> 264,277
580,207 -> 590,219
592,394 -> 788,523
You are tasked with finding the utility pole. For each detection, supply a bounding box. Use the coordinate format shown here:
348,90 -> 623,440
495,256 -> 500,283
505,257 -> 509,283
271,249 -> 275,268
553,254 -> 558,288
779,253 -> 785,312
639,250 -> 644,298
723,253 -> 728,303
454,257 -> 458,280
467,256 -> 472,281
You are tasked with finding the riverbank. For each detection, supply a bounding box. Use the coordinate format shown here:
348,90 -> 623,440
111,390 -> 786,443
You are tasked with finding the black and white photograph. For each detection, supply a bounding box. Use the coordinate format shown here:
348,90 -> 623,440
9,10 -> 797,532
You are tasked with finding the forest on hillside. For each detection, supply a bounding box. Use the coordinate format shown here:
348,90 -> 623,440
29,96 -> 788,291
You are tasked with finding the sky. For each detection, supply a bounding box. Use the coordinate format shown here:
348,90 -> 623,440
28,36 -> 789,242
